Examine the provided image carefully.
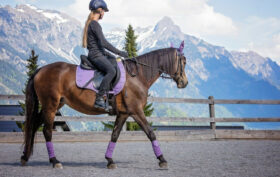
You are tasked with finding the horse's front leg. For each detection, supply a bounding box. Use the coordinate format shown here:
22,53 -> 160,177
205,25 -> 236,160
131,111 -> 168,168
105,113 -> 128,169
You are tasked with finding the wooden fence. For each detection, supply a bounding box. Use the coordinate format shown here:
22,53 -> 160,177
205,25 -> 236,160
0,95 -> 280,142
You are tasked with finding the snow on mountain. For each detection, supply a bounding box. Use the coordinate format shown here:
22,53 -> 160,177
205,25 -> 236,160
105,27 -> 126,50
230,51 -> 280,89
108,16 -> 280,92
1,4 -> 280,122
0,4 -> 83,74
22,4 -> 69,24
137,17 -> 185,53
107,15 -> 280,121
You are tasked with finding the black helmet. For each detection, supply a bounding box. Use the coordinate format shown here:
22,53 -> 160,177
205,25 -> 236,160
89,0 -> 109,12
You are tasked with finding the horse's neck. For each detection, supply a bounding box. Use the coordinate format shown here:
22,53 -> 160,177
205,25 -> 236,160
136,52 -> 164,89
146,72 -> 161,89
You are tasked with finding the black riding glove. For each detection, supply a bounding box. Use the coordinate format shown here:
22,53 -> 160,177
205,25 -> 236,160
119,51 -> 129,58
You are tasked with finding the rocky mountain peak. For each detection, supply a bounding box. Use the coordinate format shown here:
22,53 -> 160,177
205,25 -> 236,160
0,4 -> 84,72
153,16 -> 184,39
154,16 -> 174,30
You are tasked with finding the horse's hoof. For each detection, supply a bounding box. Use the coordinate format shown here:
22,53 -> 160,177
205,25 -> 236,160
21,159 -> 27,166
107,163 -> 117,169
159,161 -> 168,169
54,163 -> 63,169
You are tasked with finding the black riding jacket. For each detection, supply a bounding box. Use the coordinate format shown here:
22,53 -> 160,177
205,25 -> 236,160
87,20 -> 121,58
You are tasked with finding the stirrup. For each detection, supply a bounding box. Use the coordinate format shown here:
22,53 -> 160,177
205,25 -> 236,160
94,96 -> 106,108
105,92 -> 112,112
94,94 -> 110,112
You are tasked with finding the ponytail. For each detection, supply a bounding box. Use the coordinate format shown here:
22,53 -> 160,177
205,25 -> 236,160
82,12 -> 94,48
82,9 -> 102,48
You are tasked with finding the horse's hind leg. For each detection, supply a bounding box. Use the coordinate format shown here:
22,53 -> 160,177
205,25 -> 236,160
105,113 -> 128,169
41,97 -> 63,169
21,112 -> 44,165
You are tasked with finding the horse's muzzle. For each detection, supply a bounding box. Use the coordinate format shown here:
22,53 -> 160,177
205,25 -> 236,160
177,80 -> 188,88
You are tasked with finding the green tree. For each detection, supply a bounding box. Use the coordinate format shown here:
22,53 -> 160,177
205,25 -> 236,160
19,50 -> 39,115
18,50 -> 42,131
124,24 -> 138,58
124,24 -> 154,131
103,24 -> 154,131
144,99 -> 154,117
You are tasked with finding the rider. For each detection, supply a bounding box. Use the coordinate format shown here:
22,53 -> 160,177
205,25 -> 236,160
82,0 -> 128,110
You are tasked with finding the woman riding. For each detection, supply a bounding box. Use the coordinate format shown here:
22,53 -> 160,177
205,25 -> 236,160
82,0 -> 128,110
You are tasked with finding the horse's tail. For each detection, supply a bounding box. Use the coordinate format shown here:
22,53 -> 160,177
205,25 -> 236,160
23,68 -> 43,159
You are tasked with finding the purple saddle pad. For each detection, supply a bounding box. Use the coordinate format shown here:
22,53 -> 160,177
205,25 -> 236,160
76,61 -> 126,95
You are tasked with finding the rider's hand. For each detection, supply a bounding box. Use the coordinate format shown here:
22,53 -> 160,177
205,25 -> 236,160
119,51 -> 129,58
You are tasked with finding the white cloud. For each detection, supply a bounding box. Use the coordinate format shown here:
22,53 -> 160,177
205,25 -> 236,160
239,17 -> 280,65
61,0 -> 280,64
61,0 -> 237,36
14,0 -> 37,4
247,33 -> 280,65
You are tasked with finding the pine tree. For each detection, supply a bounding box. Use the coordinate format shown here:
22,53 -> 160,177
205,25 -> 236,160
124,24 -> 154,131
144,101 -> 154,117
102,24 -> 155,131
124,24 -> 138,58
26,50 -> 39,80
18,50 -> 39,130
19,50 -> 39,115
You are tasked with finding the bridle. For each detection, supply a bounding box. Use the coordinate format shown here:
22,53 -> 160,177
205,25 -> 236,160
160,52 -> 185,79
124,51 -> 185,80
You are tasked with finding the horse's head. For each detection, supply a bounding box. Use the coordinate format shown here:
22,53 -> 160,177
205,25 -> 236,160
172,41 -> 188,88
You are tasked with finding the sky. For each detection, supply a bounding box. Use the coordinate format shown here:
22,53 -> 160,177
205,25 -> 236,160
1,0 -> 280,64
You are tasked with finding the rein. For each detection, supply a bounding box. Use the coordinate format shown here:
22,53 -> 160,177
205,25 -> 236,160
124,52 -> 184,80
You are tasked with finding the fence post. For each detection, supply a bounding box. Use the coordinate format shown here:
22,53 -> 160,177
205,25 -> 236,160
208,96 -> 216,130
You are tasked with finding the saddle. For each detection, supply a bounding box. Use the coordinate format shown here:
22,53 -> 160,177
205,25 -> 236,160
76,55 -> 126,115
79,55 -> 121,90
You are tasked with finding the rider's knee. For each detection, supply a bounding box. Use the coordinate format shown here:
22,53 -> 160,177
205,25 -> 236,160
110,68 -> 116,76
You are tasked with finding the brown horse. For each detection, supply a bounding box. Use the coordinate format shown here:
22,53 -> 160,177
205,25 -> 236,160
21,46 -> 188,169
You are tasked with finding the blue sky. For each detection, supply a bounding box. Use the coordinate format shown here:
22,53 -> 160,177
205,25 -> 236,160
1,0 -> 280,64
209,0 -> 280,19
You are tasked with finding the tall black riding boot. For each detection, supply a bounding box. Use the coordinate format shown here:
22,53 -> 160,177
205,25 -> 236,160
94,94 -> 107,111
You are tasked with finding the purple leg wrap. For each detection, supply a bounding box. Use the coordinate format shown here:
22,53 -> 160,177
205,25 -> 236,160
105,141 -> 116,158
152,140 -> 162,157
46,141 -> 55,158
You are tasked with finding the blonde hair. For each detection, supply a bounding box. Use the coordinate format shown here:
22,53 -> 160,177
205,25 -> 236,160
82,9 -> 102,48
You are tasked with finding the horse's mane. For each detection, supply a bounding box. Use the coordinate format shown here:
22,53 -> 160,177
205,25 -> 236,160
123,48 -> 177,81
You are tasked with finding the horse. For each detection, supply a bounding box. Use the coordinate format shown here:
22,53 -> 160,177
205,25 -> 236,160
21,42 -> 188,169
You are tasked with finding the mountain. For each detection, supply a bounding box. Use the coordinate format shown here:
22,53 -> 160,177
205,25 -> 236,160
230,51 -> 280,90
107,16 -> 280,129
0,4 -> 86,94
1,5 -> 280,129
0,5 -> 83,68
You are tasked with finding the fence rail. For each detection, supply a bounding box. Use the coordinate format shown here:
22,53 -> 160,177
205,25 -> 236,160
1,95 -> 280,141
2,95 -> 280,104
1,116 -> 280,123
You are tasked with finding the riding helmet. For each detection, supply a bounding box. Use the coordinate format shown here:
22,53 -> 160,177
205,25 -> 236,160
89,0 -> 109,12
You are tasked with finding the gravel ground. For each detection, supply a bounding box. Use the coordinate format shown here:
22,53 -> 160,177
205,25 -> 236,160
0,140 -> 280,177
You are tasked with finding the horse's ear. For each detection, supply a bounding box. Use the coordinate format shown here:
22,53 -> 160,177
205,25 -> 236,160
170,42 -> 174,48
178,41 -> 184,53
